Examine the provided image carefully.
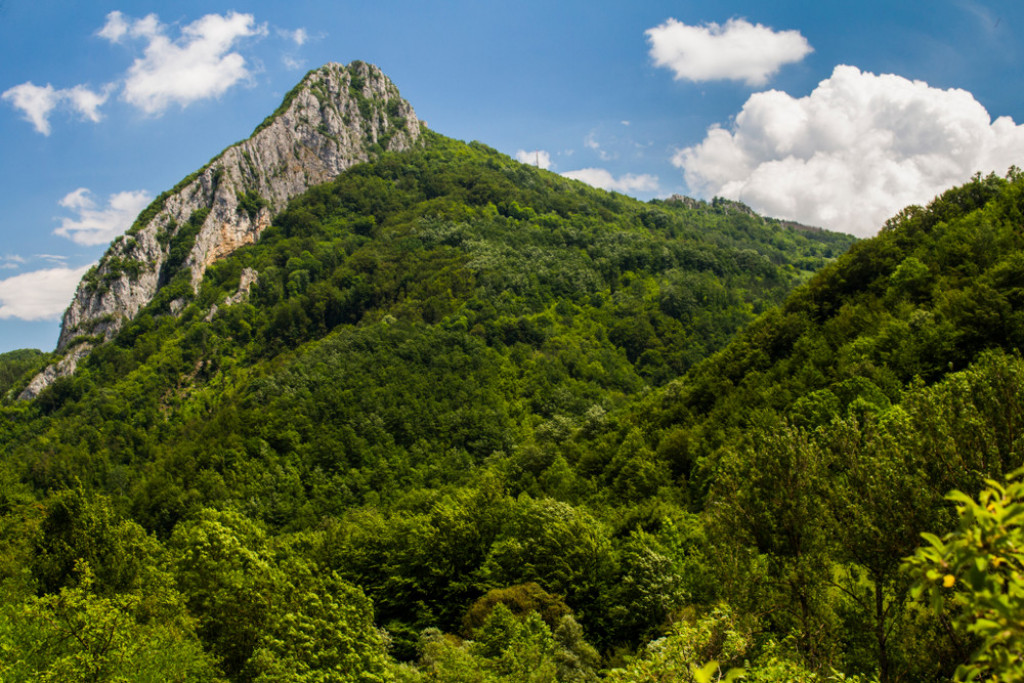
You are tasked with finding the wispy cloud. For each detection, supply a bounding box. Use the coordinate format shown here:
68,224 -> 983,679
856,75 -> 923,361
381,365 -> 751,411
562,168 -> 659,194
55,188 -> 153,246
676,65 -> 1024,236
955,0 -> 1002,35
584,132 -> 616,161
646,17 -> 812,86
0,264 -> 93,321
0,255 -> 26,270
277,27 -> 308,46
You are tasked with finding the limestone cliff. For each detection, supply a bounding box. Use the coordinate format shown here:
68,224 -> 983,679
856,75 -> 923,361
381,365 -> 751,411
20,61 -> 421,400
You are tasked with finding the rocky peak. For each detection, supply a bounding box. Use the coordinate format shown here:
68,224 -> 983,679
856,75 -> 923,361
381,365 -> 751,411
21,61 -> 421,400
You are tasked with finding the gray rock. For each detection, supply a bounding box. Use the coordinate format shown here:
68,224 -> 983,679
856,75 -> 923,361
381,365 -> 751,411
18,343 -> 93,401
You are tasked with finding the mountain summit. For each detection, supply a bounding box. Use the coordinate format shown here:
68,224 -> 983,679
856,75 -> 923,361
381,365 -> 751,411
22,61 -> 421,399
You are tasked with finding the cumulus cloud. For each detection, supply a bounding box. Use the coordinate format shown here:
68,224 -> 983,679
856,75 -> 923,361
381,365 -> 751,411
100,10 -> 267,114
55,188 -> 153,246
647,17 -> 812,86
516,149 -> 552,170
2,81 -> 110,134
676,65 -> 1024,236
0,264 -> 93,321
562,168 -> 660,194
6,11 -> 278,132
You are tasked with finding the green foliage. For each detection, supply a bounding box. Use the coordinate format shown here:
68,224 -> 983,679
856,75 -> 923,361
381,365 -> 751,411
0,566 -> 219,683
169,508 -> 392,681
906,469 -> 1024,682
237,189 -> 269,221
410,604 -> 599,683
604,605 -> 749,683
464,583 -> 572,634
0,348 -> 47,399
162,207 -> 210,282
31,487 -> 170,598
169,508 -> 275,678
14,113 -> 1024,683
246,560 -> 393,683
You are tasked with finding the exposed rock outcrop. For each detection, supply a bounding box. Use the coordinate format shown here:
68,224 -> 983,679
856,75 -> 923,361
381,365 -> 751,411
21,61 -> 421,400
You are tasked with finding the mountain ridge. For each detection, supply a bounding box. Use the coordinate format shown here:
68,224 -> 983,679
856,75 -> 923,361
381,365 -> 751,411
21,60 -> 421,399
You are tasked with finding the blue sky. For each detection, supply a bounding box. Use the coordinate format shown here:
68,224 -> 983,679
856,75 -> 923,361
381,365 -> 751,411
2,0 -> 1023,352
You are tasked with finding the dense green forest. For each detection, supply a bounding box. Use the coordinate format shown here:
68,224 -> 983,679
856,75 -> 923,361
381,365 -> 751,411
1,131 -> 1021,682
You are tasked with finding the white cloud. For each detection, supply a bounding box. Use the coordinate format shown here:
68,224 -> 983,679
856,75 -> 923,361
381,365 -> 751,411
2,82 -> 61,135
516,149 -> 552,170
66,85 -> 111,122
55,188 -> 153,246
59,188 -> 93,211
7,10 -> 268,132
676,65 -> 1024,236
97,10 -> 131,42
0,264 -> 93,321
102,11 -> 267,114
2,81 -> 111,134
646,17 -> 812,86
282,55 -> 305,71
562,168 -> 660,193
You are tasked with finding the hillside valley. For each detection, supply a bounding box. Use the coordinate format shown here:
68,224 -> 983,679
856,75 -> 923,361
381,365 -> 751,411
0,62 -> 1022,683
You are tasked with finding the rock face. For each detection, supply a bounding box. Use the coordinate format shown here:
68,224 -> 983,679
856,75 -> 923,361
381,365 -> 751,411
21,61 -> 421,400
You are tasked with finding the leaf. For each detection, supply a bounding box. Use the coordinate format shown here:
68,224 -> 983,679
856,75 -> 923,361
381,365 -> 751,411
691,661 -> 721,683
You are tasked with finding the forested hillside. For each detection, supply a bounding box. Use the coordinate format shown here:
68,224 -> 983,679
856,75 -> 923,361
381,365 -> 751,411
1,129 -> 1021,682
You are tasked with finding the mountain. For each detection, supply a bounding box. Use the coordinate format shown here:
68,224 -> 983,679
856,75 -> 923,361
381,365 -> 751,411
11,60 -> 1022,682
0,61 -> 863,679
555,170 -> 1024,680
20,61 -> 420,399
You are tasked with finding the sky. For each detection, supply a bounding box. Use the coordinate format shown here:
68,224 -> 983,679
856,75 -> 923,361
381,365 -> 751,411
2,0 -> 1024,353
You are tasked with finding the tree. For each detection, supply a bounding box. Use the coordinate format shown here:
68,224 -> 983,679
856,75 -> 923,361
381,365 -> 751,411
169,508 -> 276,679
0,565 -> 219,683
906,468 -> 1024,682
31,486 -> 172,600
464,582 -> 571,634
708,424 -> 836,667
603,604 -> 749,683
171,508 -> 392,682
824,415 -> 944,683
246,558 -> 393,683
